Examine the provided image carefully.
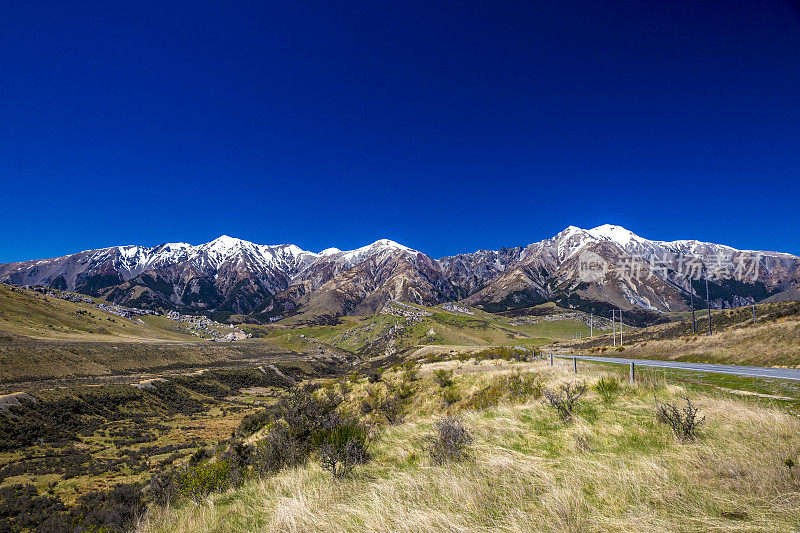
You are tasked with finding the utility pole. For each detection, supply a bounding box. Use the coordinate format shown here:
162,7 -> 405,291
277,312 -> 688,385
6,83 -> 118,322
590,313 -> 593,337
611,310 -> 616,346
619,310 -> 623,346
690,284 -> 696,334
705,275 -> 712,336
752,304 -> 756,325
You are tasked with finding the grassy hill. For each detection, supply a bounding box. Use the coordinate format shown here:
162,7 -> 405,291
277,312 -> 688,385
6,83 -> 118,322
0,284 -> 300,383
244,302 -> 606,358
0,283 -> 198,342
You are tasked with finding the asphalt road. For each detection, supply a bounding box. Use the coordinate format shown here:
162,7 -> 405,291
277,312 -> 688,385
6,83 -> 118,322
551,354 -> 800,381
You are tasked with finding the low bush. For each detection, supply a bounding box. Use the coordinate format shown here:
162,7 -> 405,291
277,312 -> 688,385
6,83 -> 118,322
502,371 -> 542,401
0,482 -> 145,532
462,346 -> 531,363
252,423 -> 306,477
440,387 -> 460,407
423,416 -> 472,464
432,369 -> 454,388
464,372 -> 541,409
655,396 -> 705,442
318,417 -> 370,478
401,361 -> 419,382
171,459 -> 238,502
543,381 -> 586,422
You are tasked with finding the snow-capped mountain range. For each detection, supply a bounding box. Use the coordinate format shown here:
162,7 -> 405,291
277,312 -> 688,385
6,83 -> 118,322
2,225 -> 798,322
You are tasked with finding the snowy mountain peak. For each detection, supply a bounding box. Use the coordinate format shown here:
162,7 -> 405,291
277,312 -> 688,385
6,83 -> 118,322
205,235 -> 247,250
369,239 -> 414,252
587,224 -> 643,247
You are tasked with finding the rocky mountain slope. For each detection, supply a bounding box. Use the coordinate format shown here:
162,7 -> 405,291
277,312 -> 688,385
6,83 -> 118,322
2,226 -> 798,321
450,225 -> 800,318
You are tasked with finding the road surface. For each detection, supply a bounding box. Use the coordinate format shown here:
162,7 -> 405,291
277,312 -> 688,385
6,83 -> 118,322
551,354 -> 800,381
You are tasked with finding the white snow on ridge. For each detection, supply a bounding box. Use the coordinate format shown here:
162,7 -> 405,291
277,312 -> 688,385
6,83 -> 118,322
95,236 -> 423,278
587,224 -> 641,247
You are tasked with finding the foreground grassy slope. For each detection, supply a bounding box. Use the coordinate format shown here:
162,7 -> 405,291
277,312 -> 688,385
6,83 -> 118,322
141,359 -> 800,532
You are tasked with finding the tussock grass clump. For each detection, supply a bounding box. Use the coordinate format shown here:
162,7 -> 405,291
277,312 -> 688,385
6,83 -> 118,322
595,375 -> 620,403
423,416 -> 472,464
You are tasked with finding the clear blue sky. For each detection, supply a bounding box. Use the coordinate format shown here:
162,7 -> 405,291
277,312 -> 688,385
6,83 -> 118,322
2,1 -> 799,262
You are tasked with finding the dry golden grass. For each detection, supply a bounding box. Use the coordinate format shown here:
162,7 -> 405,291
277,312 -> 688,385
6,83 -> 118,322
139,361 -> 800,533
584,317 -> 800,368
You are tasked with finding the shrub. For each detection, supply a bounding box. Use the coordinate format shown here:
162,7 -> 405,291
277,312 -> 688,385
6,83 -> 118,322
237,409 -> 274,438
433,369 -> 454,388
655,396 -> 705,442
502,372 -> 542,401
171,459 -> 236,502
465,372 -> 541,409
279,386 -> 342,444
543,381 -> 586,422
318,418 -> 370,478
469,346 -> 529,363
188,447 -> 212,466
595,376 -> 620,403
71,482 -> 146,532
0,484 -> 66,532
252,423 -> 306,476
440,387 -> 460,407
465,384 -> 503,410
394,381 -> 416,401
372,391 -> 403,424
423,416 -> 472,464
148,470 -> 177,506
220,438 -> 252,487
401,361 -> 419,382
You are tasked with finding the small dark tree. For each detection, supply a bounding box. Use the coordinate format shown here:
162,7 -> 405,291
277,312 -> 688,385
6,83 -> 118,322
543,381 -> 586,422
655,396 -> 705,442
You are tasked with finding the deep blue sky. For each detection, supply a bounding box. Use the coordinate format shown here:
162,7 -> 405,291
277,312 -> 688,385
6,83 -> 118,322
2,1 -> 799,262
